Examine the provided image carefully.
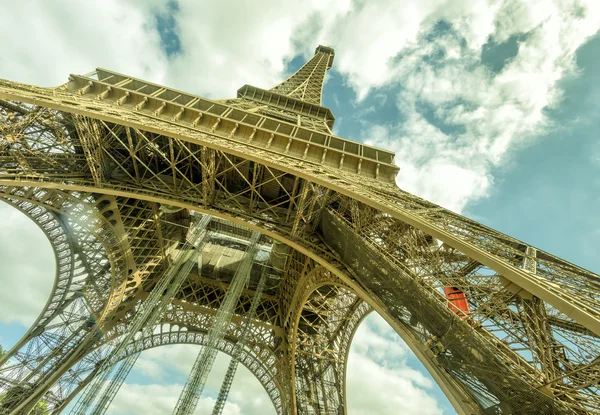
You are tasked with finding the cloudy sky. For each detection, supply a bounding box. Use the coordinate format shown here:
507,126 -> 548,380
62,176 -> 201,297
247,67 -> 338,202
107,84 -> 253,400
0,0 -> 599,413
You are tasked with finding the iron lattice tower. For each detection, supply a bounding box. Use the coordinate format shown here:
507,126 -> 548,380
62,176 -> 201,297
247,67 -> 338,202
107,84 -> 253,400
0,45 -> 598,415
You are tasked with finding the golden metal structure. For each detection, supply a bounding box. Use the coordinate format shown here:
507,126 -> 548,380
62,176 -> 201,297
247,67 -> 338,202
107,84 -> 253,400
0,45 -> 598,414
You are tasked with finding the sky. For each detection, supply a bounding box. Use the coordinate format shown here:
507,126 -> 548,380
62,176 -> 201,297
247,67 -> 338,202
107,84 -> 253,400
0,0 -> 599,414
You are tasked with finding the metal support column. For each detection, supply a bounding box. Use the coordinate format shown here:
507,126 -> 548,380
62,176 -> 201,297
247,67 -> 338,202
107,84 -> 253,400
173,231 -> 261,415
69,215 -> 211,414
212,266 -> 268,415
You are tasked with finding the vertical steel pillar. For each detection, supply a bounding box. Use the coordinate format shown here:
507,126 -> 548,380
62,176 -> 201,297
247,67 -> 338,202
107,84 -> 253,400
212,266 -> 268,415
173,231 -> 261,415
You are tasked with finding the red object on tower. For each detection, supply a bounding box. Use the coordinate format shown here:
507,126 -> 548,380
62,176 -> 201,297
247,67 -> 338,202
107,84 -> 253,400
444,287 -> 470,318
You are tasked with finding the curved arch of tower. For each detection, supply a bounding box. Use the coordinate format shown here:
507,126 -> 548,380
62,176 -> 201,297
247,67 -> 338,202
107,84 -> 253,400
0,45 -> 598,414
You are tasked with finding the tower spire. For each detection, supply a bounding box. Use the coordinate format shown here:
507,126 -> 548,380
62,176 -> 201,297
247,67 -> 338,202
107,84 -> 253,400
268,45 -> 335,106
234,45 -> 336,132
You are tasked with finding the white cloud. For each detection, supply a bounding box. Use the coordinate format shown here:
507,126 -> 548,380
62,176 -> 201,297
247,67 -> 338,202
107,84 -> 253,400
163,0 -> 356,99
0,202 -> 54,326
126,345 -> 275,415
134,344 -> 199,379
352,0 -> 600,212
314,1 -> 429,100
347,314 -> 444,415
0,0 -> 169,87
107,383 -> 244,415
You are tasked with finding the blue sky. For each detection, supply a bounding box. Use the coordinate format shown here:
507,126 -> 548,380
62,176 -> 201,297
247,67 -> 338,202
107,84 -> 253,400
0,1 -> 599,414
468,33 -> 600,272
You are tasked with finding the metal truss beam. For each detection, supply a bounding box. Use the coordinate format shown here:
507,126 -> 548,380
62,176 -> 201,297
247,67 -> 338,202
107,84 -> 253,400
268,45 -> 334,106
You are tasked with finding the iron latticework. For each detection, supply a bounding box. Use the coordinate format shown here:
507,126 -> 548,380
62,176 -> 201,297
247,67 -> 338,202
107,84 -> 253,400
0,45 -> 598,414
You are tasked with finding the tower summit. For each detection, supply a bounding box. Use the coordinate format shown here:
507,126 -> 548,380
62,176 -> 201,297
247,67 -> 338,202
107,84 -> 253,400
268,45 -> 335,105
0,45 -> 598,415
233,44 -> 336,132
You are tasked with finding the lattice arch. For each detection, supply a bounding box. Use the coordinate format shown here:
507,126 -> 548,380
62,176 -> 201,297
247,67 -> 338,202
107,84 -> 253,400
0,189 -> 125,410
286,265 -> 372,414
0,187 -> 287,413
55,322 -> 285,414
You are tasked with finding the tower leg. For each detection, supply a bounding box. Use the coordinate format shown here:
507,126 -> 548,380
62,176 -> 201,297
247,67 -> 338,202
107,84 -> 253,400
3,326 -> 102,415
293,291 -> 369,414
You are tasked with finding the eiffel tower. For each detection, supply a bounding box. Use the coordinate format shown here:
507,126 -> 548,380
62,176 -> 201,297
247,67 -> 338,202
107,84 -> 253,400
0,45 -> 598,415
